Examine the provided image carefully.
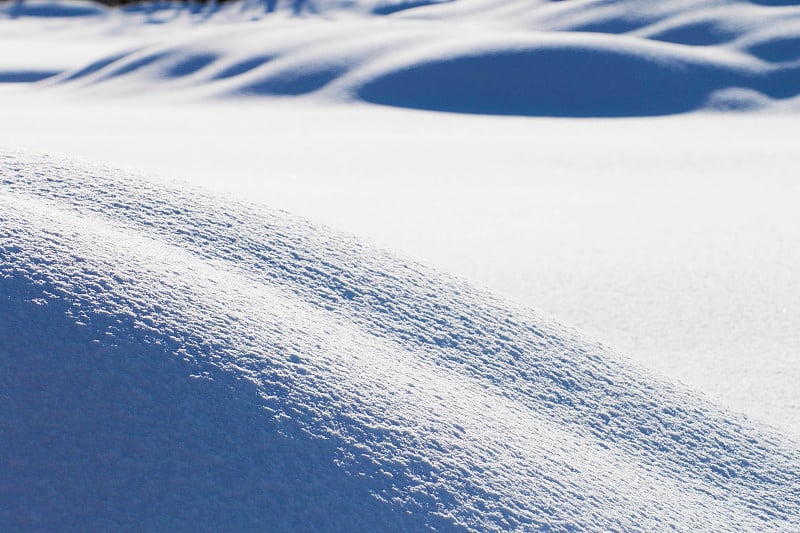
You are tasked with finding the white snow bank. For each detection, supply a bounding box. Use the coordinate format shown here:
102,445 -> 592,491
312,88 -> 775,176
3,0 -> 799,115
1,151 -> 798,531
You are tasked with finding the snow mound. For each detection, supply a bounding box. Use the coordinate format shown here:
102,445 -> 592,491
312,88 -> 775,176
2,151 -> 799,531
4,0 -> 797,115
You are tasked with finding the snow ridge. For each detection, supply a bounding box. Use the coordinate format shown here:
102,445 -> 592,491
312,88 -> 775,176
1,151 -> 798,531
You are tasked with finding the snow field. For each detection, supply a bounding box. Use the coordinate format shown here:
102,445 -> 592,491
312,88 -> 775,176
2,1 -> 800,529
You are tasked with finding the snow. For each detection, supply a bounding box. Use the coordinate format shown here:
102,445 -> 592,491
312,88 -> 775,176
1,0 -> 800,529
4,0 -> 799,112
2,96 -> 798,440
2,151 -> 799,531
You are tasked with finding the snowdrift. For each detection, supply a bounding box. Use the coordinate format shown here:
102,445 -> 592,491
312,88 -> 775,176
2,151 -> 798,531
4,0 -> 799,115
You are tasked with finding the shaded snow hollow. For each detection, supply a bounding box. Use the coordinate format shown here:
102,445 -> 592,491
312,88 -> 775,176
1,152 -> 798,531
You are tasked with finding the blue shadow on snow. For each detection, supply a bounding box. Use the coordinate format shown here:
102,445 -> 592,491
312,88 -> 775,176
357,46 -> 800,117
0,275 -> 461,532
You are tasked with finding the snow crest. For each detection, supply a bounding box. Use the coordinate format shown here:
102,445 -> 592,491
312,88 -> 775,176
1,151 -> 798,531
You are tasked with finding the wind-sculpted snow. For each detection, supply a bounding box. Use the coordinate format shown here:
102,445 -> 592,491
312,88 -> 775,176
6,0 -> 797,115
2,152 -> 799,531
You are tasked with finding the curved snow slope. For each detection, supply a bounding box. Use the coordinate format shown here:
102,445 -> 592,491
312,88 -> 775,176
2,152 -> 799,531
21,0 -> 800,115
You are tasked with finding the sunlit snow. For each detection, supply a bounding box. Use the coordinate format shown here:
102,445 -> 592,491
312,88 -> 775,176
1,0 -> 799,530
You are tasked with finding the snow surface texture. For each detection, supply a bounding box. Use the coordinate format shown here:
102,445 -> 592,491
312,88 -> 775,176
2,0 -> 800,114
2,151 -> 799,531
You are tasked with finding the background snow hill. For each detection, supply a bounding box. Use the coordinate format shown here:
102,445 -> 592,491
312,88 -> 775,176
2,0 -> 799,114
2,151 -> 799,531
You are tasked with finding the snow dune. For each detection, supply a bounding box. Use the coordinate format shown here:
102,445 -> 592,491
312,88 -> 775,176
2,151 -> 799,531
3,0 -> 799,115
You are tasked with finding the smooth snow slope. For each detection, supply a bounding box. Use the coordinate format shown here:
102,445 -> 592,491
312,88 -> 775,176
3,0 -> 800,114
2,151 -> 799,531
